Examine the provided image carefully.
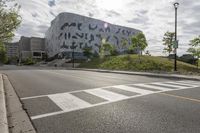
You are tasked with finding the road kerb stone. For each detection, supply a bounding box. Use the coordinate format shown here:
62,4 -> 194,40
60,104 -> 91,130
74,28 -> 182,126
3,74 -> 36,133
0,74 -> 9,133
74,68 -> 200,81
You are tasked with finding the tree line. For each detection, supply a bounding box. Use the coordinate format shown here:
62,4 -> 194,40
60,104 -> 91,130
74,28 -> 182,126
162,31 -> 200,68
0,0 -> 21,64
83,32 -> 148,62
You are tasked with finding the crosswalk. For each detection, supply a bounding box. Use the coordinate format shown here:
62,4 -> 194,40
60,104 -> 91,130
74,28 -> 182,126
25,80 -> 200,120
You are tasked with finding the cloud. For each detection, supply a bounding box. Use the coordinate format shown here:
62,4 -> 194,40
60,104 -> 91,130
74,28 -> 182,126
48,0 -> 56,7
13,0 -> 200,56
106,10 -> 121,17
127,16 -> 149,24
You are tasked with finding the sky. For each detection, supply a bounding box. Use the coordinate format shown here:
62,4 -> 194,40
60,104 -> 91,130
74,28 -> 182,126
14,0 -> 200,56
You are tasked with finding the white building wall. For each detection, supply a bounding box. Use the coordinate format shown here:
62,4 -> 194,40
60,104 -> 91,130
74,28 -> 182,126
45,12 -> 141,58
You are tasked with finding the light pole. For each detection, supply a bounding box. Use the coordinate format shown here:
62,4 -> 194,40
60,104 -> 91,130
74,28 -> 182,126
174,2 -> 179,71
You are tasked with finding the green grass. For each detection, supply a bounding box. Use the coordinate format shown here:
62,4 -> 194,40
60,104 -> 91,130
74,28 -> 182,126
79,54 -> 200,75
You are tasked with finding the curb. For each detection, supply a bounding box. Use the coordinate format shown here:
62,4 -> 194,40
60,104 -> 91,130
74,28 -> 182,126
3,75 -> 36,133
0,74 -> 9,133
74,68 -> 200,81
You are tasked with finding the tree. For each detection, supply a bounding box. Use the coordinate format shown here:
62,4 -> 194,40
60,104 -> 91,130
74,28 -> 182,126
188,36 -> 200,68
0,0 -> 21,64
0,0 -> 21,42
0,41 -> 8,64
121,38 -> 128,54
110,46 -> 118,56
129,32 -> 148,63
83,47 -> 93,59
130,32 -> 148,55
179,54 -> 197,65
145,50 -> 151,56
99,38 -> 117,58
101,43 -> 113,55
190,36 -> 200,47
162,31 -> 175,56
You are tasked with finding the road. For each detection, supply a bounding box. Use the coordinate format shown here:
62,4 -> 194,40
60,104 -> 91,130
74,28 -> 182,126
2,68 -> 200,133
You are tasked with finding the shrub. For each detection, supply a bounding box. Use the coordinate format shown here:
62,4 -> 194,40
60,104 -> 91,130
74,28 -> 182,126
23,58 -> 35,65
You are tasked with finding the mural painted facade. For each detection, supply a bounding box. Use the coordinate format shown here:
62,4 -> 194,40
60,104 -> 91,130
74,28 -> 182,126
45,12 -> 141,58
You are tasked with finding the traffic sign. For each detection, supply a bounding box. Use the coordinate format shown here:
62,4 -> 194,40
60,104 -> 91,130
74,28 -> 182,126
172,40 -> 179,48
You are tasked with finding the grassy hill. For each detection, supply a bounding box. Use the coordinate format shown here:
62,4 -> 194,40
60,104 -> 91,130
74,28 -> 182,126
79,54 -> 200,75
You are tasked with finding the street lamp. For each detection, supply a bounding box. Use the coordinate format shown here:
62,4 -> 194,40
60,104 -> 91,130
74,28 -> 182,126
174,2 -> 179,71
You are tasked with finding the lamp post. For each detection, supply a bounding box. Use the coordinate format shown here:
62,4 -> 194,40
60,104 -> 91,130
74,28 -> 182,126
174,2 -> 179,71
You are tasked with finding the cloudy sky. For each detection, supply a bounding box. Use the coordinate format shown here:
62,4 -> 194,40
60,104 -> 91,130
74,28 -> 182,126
14,0 -> 200,56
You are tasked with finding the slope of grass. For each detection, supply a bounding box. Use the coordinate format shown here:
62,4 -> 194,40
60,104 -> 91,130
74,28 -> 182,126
79,54 -> 200,75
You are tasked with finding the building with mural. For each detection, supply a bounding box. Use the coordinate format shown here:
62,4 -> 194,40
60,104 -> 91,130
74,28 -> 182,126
45,12 -> 141,59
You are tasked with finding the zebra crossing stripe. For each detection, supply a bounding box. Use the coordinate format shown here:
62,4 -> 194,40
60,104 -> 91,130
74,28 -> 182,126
133,84 -> 171,91
177,80 -> 200,85
151,82 -> 187,89
48,93 -> 91,111
84,89 -> 128,101
114,85 -> 153,95
167,82 -> 198,87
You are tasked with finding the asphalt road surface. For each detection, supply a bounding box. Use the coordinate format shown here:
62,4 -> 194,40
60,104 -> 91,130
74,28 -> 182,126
2,68 -> 200,133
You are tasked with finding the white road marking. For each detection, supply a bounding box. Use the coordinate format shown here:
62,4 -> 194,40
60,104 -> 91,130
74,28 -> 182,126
133,84 -> 171,91
151,82 -> 187,89
114,85 -> 153,95
177,80 -> 200,84
31,111 -> 63,120
31,93 -> 143,120
177,81 -> 200,86
85,89 -> 128,101
48,93 -> 91,111
20,80 -> 200,120
21,94 -> 50,100
168,82 -> 198,87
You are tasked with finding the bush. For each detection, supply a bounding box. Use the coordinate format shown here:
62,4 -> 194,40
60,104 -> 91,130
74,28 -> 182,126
178,54 -> 197,65
22,58 -> 35,65
79,54 -> 200,74
83,47 -> 93,59
0,42 -> 8,64
110,49 -> 118,56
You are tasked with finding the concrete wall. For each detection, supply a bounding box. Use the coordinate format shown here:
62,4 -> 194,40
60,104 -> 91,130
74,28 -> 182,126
19,36 -> 31,51
30,37 -> 45,51
19,36 -> 45,60
45,12 -> 141,58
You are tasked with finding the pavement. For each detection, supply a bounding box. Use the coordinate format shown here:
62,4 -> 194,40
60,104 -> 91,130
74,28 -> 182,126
0,73 -> 36,133
0,74 -> 9,133
3,75 -> 36,133
1,66 -> 200,133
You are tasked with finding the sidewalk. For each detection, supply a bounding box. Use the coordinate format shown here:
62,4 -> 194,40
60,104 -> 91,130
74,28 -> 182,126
0,74 -> 9,133
0,74 -> 36,133
75,68 -> 200,81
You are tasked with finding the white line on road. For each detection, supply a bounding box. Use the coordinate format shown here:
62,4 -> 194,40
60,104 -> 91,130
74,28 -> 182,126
48,93 -> 91,111
167,82 -> 198,88
177,80 -> 200,85
151,82 -> 187,89
21,80 -> 200,101
30,80 -> 200,120
85,89 -> 128,101
19,80 -> 200,120
114,85 -> 153,95
133,84 -> 171,91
